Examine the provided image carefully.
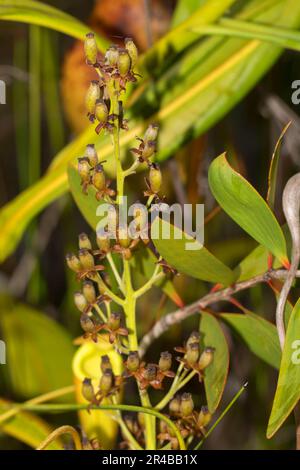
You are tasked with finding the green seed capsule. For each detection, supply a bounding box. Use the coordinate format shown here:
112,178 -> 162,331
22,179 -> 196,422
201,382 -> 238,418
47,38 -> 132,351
180,393 -> 194,417
85,81 -> 101,115
186,342 -> 200,366
198,347 -> 215,370
79,233 -> 92,251
74,292 -> 88,312
149,164 -> 162,194
96,233 -> 111,253
78,158 -> 90,182
159,351 -> 172,372
101,355 -> 112,373
78,248 -> 95,270
66,253 -> 82,272
197,406 -> 212,428
86,144 -> 99,167
117,49 -> 131,77
92,164 -> 106,191
82,377 -> 95,402
144,123 -> 159,143
80,313 -> 96,332
99,369 -> 114,393
84,32 -> 98,65
169,396 -> 181,416
127,351 -> 140,372
125,38 -> 138,67
105,45 -> 119,67
143,364 -> 157,382
108,312 -> 121,331
142,140 -> 156,160
118,226 -> 131,248
186,331 -> 200,347
95,99 -> 108,124
82,280 -> 96,303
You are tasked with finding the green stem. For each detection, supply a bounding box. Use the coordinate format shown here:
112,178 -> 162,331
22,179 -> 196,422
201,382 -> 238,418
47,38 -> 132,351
134,266 -> 165,299
107,253 -> 125,294
155,363 -> 187,411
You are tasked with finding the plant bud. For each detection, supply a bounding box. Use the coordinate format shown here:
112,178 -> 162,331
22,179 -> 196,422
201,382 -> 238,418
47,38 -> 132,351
186,331 -> 200,347
78,248 -> 95,270
159,351 -> 172,372
79,232 -> 92,251
95,99 -> 108,124
117,49 -> 131,76
197,406 -> 212,428
105,45 -> 119,67
86,144 -> 99,167
127,351 -> 140,372
74,292 -> 88,312
142,140 -> 156,160
85,81 -> 101,115
198,347 -> 215,370
101,355 -> 112,373
96,233 -> 111,253
180,393 -> 194,417
144,123 -> 159,143
149,163 -> 162,194
92,164 -> 106,191
108,312 -> 121,331
82,377 -> 95,402
78,158 -> 90,182
118,226 -> 131,248
169,396 -> 181,416
66,253 -> 82,273
143,364 -> 157,382
84,32 -> 98,65
125,38 -> 138,67
99,369 -> 114,393
82,280 -> 96,303
186,342 -> 200,366
80,313 -> 96,332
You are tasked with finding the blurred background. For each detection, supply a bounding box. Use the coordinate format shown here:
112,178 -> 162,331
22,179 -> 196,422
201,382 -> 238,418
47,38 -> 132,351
0,0 -> 300,450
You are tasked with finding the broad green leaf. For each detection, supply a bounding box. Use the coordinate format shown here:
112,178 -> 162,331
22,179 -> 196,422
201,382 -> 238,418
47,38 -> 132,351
0,0 -> 108,51
200,312 -> 229,412
0,398 -> 60,449
208,154 -> 288,266
267,122 -> 291,209
267,298 -> 300,438
151,218 -> 235,285
1,1 -> 300,262
0,296 -> 74,399
171,0 -> 206,28
221,312 -> 281,369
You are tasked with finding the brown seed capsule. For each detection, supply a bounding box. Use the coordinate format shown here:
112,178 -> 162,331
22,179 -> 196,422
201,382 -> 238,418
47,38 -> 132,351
198,347 -> 215,370
80,313 -> 95,332
90,439 -> 101,450
118,226 -> 131,249
82,377 -> 96,402
144,123 -> 159,143
159,351 -> 172,372
85,81 -> 101,116
78,158 -> 91,183
169,396 -> 181,416
142,140 -> 156,160
108,312 -> 121,331
95,99 -> 108,124
101,355 -> 112,373
78,248 -> 95,270
117,49 -> 131,77
74,292 -> 88,312
92,164 -> 106,191
84,32 -> 98,65
66,253 -> 82,273
186,342 -> 200,366
180,393 -> 194,417
186,331 -> 200,347
79,233 -> 92,251
83,280 -> 96,303
126,351 -> 140,372
197,406 -> 212,428
86,144 -> 99,167
125,38 -> 138,67
105,45 -> 119,67
149,163 -> 162,194
143,364 -> 157,382
96,233 -> 111,253
99,369 -> 114,393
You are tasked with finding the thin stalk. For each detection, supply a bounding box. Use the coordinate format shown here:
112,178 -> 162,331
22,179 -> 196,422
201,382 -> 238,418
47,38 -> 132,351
134,265 -> 165,299
155,363 -> 185,411
111,395 -> 142,450
107,253 -> 125,294
37,425 -> 82,450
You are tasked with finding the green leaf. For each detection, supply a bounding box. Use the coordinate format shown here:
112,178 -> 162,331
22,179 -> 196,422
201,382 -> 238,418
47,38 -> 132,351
221,312 -> 281,369
171,0 -> 206,28
0,0 -> 108,51
200,312 -> 229,412
208,153 -> 288,266
0,398 -> 60,449
151,218 -> 235,285
0,296 -> 74,399
267,298 -> 300,438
